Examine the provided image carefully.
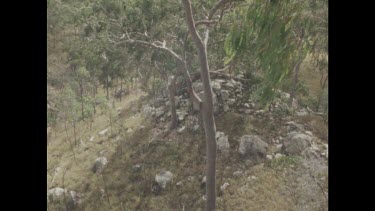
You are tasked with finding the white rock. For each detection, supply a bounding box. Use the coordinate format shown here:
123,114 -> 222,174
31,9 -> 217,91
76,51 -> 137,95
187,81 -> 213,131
223,105 -> 230,112
155,171 -> 173,189
216,131 -> 230,151
47,187 -> 66,199
201,176 -> 207,184
187,176 -> 195,182
233,171 -> 243,177
244,109 -> 252,114
220,182 -> 230,191
178,126 -> 186,133
89,136 -> 95,142
276,144 -> 283,150
266,155 -> 273,160
98,128 -> 109,136
228,98 -> 236,106
92,157 -> 108,173
248,176 -> 257,180
275,153 -> 284,159
296,109 -> 309,116
211,81 -> 221,91
305,131 -> 313,136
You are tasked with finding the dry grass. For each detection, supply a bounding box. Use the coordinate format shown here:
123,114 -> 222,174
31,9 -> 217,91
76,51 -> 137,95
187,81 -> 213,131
48,85 -> 327,211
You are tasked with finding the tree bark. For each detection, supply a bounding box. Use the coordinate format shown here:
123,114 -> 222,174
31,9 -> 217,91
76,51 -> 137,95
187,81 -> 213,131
120,78 -> 123,102
106,72 -> 109,100
93,83 -> 97,114
73,121 -> 77,146
181,0 -> 219,210
290,59 -> 303,106
168,76 -> 178,129
316,74 -> 328,112
79,80 -> 84,120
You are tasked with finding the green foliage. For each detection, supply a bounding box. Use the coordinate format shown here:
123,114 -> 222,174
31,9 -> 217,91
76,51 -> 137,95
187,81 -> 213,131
57,85 -> 81,123
224,0 -> 315,107
270,155 -> 300,169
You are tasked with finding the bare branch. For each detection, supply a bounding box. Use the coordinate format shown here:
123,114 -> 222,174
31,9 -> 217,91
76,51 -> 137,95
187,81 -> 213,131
195,20 -> 219,27
181,0 -> 204,48
208,0 -> 232,20
108,35 -> 184,63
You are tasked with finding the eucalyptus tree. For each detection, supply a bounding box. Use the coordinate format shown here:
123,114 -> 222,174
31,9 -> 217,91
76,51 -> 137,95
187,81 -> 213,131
95,1 -> 239,209
224,0 -> 320,107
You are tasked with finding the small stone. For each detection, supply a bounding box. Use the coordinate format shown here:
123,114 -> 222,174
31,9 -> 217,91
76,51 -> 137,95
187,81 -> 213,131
244,109 -> 252,114
201,176 -> 207,184
266,155 -> 273,160
223,105 -> 230,112
211,81 -> 221,91
276,144 -> 283,150
305,131 -> 313,136
155,171 -> 173,189
216,131 -> 230,151
296,109 -> 309,117
92,157 -> 108,173
127,128 -> 133,133
89,136 -> 95,142
98,128 -> 109,136
220,182 -> 230,191
248,176 -> 257,180
178,126 -> 186,133
133,164 -> 142,171
176,181 -> 183,187
193,125 -> 200,131
233,171 -> 243,177
228,99 -> 236,106
255,110 -> 265,117
275,153 -> 284,159
187,176 -> 195,182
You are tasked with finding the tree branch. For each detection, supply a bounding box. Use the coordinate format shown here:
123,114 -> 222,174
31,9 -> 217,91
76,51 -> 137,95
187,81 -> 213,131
195,20 -> 219,27
208,0 -> 233,20
108,35 -> 184,63
181,0 -> 204,48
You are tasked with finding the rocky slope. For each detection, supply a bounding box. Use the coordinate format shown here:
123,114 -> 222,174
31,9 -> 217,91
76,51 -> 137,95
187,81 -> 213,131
47,77 -> 328,211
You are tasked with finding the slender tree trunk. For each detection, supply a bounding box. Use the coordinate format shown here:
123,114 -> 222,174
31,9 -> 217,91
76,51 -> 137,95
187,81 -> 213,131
64,122 -> 77,164
168,76 -> 178,129
290,59 -> 303,106
73,121 -> 77,146
316,74 -> 328,112
106,73 -> 109,100
181,1 -> 217,210
53,33 -> 56,49
80,81 -> 84,120
93,83 -> 97,114
120,78 -> 123,102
